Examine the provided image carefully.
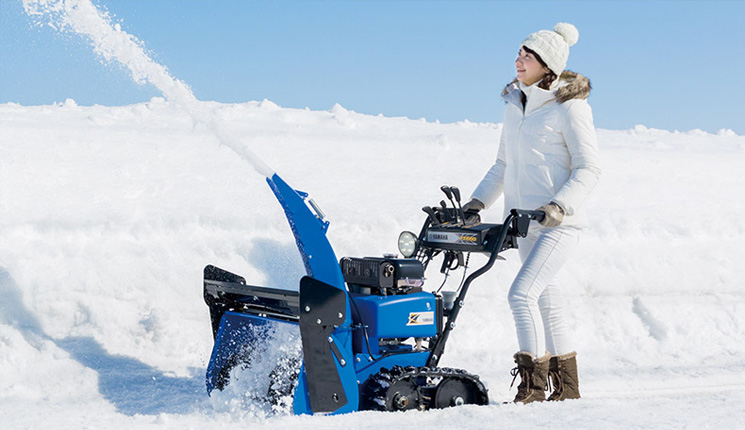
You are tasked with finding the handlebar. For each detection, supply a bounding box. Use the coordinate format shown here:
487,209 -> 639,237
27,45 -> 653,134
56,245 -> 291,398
412,207 -> 547,261
510,208 -> 546,223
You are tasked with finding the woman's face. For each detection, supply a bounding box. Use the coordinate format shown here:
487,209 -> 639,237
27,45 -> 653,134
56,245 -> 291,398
515,48 -> 548,86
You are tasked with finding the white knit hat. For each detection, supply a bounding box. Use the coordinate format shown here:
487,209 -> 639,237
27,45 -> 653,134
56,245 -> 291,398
521,23 -> 579,76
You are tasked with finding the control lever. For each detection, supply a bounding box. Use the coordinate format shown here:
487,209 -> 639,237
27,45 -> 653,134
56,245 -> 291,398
439,200 -> 452,222
439,251 -> 464,273
422,206 -> 441,225
440,185 -> 458,223
451,187 -> 461,202
440,185 -> 453,199
441,185 -> 457,208
450,186 -> 467,225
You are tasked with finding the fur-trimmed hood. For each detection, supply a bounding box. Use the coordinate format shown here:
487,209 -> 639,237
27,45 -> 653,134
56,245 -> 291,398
502,71 -> 591,103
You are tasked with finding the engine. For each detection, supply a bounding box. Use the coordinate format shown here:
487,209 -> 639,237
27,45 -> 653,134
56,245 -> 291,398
340,256 -> 442,355
340,256 -> 425,295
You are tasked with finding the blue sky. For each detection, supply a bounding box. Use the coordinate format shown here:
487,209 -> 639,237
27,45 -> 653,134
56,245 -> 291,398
1,0 -> 744,134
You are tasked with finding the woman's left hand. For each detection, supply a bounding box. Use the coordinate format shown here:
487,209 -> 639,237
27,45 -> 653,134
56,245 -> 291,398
536,202 -> 565,227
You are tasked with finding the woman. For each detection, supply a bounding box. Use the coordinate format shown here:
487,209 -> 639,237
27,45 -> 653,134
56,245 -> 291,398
463,23 -> 601,404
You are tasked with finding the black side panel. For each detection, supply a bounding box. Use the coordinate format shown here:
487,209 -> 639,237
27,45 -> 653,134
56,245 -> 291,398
299,276 -> 348,413
204,265 -> 247,284
204,265 -> 245,338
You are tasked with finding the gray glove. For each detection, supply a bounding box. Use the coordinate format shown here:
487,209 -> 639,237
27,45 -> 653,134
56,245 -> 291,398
462,198 -> 485,212
536,202 -> 565,228
462,198 -> 485,224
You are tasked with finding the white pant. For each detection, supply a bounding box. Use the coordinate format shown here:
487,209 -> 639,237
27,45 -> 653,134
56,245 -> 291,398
507,225 -> 580,357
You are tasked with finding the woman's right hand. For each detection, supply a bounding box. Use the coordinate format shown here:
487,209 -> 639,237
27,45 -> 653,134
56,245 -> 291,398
462,198 -> 485,212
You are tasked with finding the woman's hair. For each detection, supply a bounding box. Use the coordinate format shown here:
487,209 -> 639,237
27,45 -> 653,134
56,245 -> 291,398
523,46 -> 558,90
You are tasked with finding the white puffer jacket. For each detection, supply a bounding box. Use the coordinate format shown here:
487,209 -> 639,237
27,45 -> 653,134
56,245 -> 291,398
471,71 -> 601,228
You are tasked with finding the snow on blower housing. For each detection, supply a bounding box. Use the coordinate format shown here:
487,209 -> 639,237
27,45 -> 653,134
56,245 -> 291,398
203,174 -> 545,414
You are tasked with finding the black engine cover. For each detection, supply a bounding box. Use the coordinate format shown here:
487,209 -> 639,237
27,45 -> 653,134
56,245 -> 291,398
340,257 -> 424,293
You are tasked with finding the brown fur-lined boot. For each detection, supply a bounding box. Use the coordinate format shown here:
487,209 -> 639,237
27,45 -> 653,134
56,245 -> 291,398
511,352 -> 550,404
547,352 -> 581,401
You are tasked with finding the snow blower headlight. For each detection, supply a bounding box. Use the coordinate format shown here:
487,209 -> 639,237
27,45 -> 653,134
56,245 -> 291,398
397,231 -> 418,258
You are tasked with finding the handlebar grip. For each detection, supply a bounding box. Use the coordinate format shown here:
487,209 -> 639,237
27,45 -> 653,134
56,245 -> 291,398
509,208 -> 546,223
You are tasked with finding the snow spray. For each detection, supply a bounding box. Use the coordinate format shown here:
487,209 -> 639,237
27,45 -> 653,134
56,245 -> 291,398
22,0 -> 274,178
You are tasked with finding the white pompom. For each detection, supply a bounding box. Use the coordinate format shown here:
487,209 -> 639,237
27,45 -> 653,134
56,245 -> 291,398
553,22 -> 579,46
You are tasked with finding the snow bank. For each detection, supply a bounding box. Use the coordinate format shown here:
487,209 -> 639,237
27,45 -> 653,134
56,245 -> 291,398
1,99 -> 745,428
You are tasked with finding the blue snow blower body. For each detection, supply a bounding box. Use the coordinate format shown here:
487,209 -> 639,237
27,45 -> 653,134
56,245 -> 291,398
203,173 -> 544,414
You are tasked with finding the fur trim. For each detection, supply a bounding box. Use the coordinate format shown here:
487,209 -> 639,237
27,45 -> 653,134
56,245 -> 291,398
501,78 -> 519,98
552,351 -> 577,360
502,71 -> 591,104
555,71 -> 591,103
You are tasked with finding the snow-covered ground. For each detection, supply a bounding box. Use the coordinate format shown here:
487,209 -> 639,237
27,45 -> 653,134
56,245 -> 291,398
2,99 -> 745,429
3,0 -> 745,428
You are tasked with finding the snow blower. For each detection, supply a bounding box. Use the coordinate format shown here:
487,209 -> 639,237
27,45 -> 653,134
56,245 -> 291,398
203,174 -> 544,414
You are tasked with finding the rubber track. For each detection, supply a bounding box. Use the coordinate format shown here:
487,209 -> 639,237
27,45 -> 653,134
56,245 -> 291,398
363,365 -> 489,411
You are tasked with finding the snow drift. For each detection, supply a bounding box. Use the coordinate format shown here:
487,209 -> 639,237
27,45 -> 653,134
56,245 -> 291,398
1,99 -> 745,429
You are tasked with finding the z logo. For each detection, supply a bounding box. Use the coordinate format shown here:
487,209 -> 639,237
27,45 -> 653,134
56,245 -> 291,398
407,311 -> 434,326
